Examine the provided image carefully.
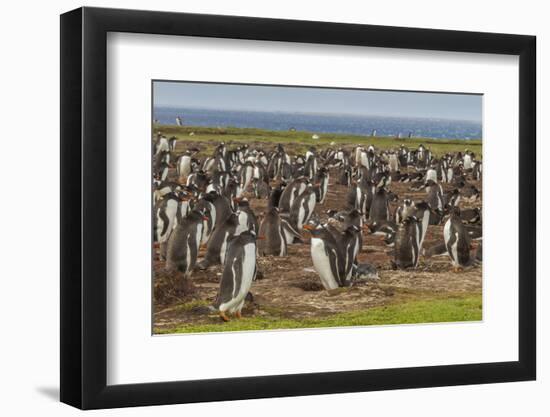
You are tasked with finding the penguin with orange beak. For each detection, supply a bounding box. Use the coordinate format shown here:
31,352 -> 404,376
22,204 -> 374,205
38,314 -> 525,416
214,231 -> 258,321
304,224 -> 341,290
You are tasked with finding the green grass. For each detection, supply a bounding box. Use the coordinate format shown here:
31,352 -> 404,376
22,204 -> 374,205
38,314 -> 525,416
154,124 -> 482,158
155,294 -> 482,334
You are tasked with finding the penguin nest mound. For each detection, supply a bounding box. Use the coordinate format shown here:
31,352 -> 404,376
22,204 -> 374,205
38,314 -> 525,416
154,266 -> 197,305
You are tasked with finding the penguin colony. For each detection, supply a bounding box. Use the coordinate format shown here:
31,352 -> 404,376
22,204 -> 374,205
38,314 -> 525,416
153,133 -> 482,322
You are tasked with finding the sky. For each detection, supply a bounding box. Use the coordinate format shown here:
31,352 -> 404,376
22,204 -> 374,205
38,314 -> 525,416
153,81 -> 482,122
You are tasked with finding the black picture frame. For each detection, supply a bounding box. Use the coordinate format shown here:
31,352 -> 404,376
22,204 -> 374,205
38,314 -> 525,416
60,6 -> 536,410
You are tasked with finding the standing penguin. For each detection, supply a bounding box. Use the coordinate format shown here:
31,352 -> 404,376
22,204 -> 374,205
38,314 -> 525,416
339,225 -> 362,286
154,192 -> 182,260
239,161 -> 255,196
235,198 -> 258,234
165,208 -> 208,278
395,199 -> 415,224
213,231 -> 258,321
304,225 -> 343,290
444,207 -> 472,271
314,167 -> 330,204
176,152 -> 193,180
278,177 -> 308,213
413,201 -> 432,250
258,206 -> 287,256
425,179 -> 445,224
393,216 -> 421,269
198,211 -> 247,269
369,187 -> 391,223
289,185 -> 317,231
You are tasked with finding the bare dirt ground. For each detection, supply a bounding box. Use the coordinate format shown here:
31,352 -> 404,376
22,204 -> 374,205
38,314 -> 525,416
153,150 -> 482,332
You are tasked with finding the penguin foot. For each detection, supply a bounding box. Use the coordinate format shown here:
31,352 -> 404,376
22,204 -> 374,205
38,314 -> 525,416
220,311 -> 230,322
453,266 -> 463,273
235,311 -> 242,319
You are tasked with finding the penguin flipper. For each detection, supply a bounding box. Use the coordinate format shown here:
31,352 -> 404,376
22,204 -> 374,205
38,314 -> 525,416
159,207 -> 170,238
281,219 -> 302,239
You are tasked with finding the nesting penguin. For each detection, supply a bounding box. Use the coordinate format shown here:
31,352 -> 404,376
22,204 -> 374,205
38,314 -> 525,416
213,232 -> 258,321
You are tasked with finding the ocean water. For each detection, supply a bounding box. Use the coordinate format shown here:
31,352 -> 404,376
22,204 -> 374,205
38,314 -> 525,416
153,107 -> 482,140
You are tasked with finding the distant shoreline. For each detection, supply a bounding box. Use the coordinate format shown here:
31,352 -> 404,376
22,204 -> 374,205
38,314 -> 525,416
153,123 -> 482,143
153,107 -> 482,141
154,105 -> 481,124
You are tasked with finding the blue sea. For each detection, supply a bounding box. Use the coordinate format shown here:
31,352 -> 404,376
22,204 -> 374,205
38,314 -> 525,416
153,107 -> 482,140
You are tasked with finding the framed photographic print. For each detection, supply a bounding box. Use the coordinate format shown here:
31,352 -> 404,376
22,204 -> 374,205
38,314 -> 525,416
60,6 -> 536,410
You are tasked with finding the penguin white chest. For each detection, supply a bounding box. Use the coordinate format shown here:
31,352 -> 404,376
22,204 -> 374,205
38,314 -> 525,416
240,243 -> 256,292
310,238 -> 339,290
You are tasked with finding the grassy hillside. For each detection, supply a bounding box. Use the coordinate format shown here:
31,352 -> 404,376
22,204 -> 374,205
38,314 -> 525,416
153,124 -> 482,157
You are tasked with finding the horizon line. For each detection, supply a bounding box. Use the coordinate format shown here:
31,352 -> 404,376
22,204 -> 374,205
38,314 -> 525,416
153,105 -> 482,124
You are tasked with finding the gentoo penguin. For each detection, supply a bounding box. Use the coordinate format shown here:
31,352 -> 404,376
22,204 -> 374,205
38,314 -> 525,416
239,161 -> 255,196
213,231 -> 258,321
388,152 -> 400,172
425,179 -> 445,224
289,185 -> 317,231
330,208 -> 364,253
444,208 -> 472,271
236,198 -> 258,234
338,165 -> 352,186
304,225 -> 342,290
224,178 -> 242,209
369,187 -> 391,223
395,199 -> 415,224
154,192 -> 182,260
197,212 -> 246,269
463,152 -> 473,170
193,195 -> 216,245
425,166 -> 438,183
165,208 -> 208,278
346,182 -> 365,214
252,177 -> 271,199
206,190 -> 233,228
155,135 -> 170,155
314,167 -> 330,204
393,216 -> 421,269
413,201 -> 432,250
258,206 -> 287,256
186,170 -> 209,191
444,189 -> 461,210
339,225 -> 362,286
168,136 -> 177,152
304,153 -> 318,179
278,177 -> 307,213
